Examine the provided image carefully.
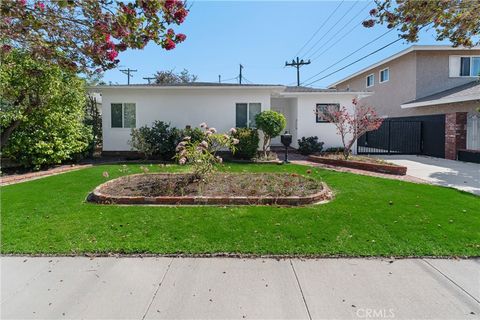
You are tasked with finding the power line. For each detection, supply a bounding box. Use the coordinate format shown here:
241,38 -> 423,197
303,37 -> 403,87
220,76 -> 239,82
302,0 -> 359,60
308,1 -> 373,61
301,28 -> 396,85
293,0 -> 345,58
310,13 -> 371,62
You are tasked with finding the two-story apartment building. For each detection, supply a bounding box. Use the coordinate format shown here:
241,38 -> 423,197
329,45 -> 480,162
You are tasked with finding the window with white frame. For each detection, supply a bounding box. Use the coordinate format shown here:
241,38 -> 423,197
316,103 -> 340,123
366,74 -> 374,88
449,56 -> 480,77
380,68 -> 389,83
461,57 -> 480,77
236,103 -> 261,128
111,103 -> 136,128
467,112 -> 480,150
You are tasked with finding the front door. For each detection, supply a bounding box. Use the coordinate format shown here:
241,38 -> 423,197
271,105 -> 288,146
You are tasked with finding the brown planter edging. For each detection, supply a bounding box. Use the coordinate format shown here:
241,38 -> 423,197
308,155 -> 407,176
88,174 -> 333,206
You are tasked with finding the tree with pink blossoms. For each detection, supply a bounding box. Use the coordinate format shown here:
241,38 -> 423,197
315,99 -> 383,160
0,0 -> 189,74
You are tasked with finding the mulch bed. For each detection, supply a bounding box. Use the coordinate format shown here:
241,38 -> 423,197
88,173 -> 332,206
308,155 -> 407,175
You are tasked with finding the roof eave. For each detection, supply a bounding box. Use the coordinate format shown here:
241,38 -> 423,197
401,95 -> 480,108
88,85 -> 286,90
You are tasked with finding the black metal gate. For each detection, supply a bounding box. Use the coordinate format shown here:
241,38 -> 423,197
357,120 -> 423,155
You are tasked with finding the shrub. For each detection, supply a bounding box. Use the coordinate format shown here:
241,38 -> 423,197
232,127 -> 259,159
297,136 -> 324,155
181,126 -> 204,143
175,123 -> 238,179
1,51 -> 92,169
255,110 -> 286,158
325,147 -> 346,153
129,121 -> 181,160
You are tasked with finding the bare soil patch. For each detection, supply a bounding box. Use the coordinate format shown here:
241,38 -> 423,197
89,173 -> 331,206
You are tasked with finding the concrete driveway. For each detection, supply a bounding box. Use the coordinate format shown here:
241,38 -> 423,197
1,257 -> 479,319
376,155 -> 480,195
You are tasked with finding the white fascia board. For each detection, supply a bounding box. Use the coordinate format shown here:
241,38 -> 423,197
89,85 -> 286,90
401,94 -> 480,108
279,91 -> 371,97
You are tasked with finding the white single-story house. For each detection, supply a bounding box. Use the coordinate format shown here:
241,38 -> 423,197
90,83 -> 368,153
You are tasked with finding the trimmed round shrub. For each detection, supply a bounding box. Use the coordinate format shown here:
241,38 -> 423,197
297,136 -> 324,155
232,128 -> 260,159
255,110 -> 286,157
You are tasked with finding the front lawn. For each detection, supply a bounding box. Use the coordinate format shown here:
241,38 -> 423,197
1,163 -> 479,256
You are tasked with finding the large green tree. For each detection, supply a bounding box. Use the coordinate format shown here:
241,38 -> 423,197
364,0 -> 480,47
1,50 -> 91,168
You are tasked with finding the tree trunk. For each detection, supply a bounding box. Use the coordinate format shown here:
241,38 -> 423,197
1,120 -> 22,148
263,136 -> 270,158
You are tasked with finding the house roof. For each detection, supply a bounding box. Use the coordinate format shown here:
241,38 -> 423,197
284,86 -> 352,93
92,82 -> 284,89
90,83 -> 370,95
401,81 -> 480,109
328,45 -> 480,88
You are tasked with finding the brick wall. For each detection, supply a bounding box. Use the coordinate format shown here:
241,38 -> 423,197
445,112 -> 467,160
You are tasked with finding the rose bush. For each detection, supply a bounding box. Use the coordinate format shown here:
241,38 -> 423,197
175,123 -> 238,179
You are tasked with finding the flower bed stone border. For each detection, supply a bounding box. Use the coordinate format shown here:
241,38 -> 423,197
307,155 -> 407,176
88,174 -> 333,206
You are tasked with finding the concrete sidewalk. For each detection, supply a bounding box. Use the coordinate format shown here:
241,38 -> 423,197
1,257 -> 479,319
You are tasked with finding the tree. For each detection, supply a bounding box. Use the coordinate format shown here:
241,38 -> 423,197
0,0 -> 188,74
1,51 -> 91,168
364,0 -> 480,47
84,95 -> 102,156
254,110 -> 286,158
154,69 -> 198,84
316,99 -> 383,160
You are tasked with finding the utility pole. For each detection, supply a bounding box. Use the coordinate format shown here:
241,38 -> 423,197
143,76 -> 156,84
239,64 -> 243,84
285,57 -> 311,86
218,75 -> 221,83
120,68 -> 137,85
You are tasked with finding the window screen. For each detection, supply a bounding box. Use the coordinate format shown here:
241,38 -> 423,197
236,103 -> 248,128
471,57 -> 480,77
380,68 -> 389,82
111,103 -> 123,128
248,103 -> 261,128
316,104 -> 339,123
460,57 -> 471,76
366,74 -> 374,87
123,103 -> 136,128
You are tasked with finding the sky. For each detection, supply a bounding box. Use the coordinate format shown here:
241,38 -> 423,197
103,0 -> 449,88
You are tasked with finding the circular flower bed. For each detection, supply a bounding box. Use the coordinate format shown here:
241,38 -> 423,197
88,173 -> 332,206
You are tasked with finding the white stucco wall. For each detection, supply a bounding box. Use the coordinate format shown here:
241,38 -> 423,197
99,87 -> 276,151
294,94 -> 358,151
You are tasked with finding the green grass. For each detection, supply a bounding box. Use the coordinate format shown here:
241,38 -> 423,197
1,163 -> 479,257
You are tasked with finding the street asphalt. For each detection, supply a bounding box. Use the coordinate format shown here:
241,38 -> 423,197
1,257 -> 479,319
